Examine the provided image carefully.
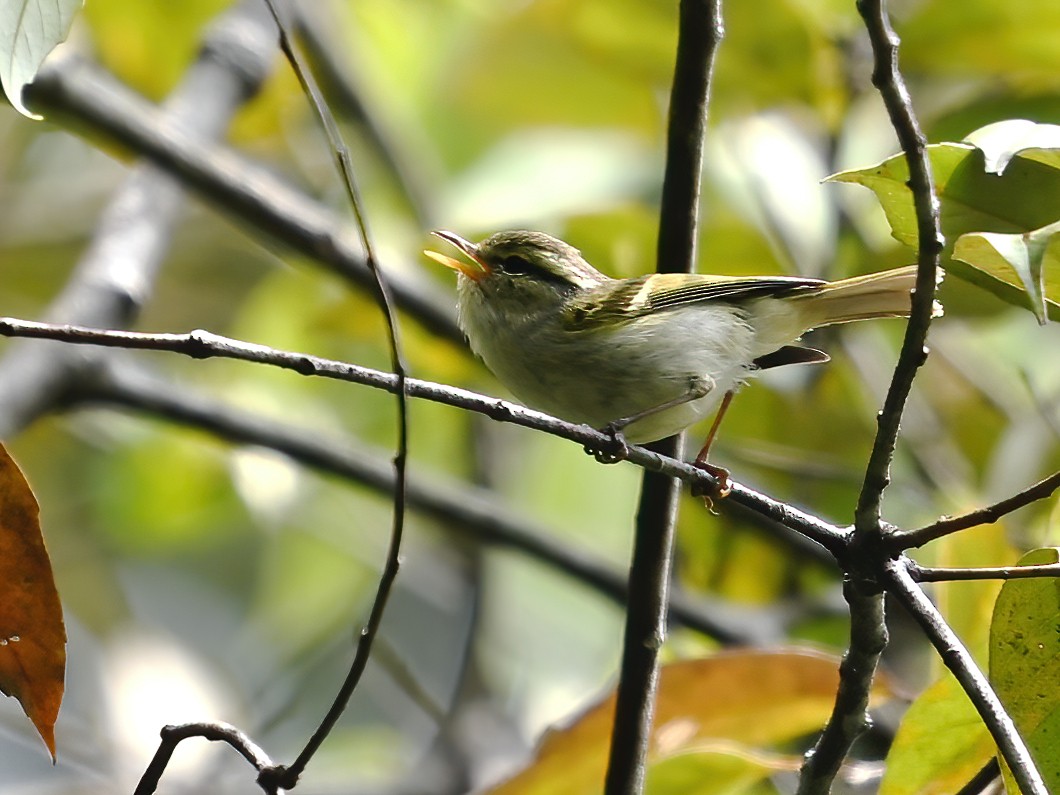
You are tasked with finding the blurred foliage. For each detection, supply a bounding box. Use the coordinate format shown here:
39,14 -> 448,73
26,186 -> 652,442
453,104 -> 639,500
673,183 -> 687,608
0,0 -> 1058,792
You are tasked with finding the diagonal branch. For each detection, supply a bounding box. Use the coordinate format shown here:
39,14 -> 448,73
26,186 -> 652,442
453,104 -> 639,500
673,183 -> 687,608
889,470 -> 1060,552
24,51 -> 461,343
0,0 -> 277,437
85,358 -> 789,644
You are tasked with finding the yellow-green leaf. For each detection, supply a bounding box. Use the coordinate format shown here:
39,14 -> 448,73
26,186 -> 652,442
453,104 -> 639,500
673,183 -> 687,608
989,547 -> 1060,790
963,120 -> 1060,175
828,124 -> 1060,319
880,674 -> 994,795
953,222 -> 1060,325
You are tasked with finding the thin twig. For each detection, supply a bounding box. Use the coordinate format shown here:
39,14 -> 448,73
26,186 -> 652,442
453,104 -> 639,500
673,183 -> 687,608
889,470 -> 1060,551
852,0 -> 943,531
797,584 -> 887,795
0,317 -> 850,554
134,722 -> 274,795
908,561 -> 1060,582
292,5 -> 433,222
604,2 -> 723,793
258,2 -> 409,787
885,558 -> 1047,795
802,2 -> 943,788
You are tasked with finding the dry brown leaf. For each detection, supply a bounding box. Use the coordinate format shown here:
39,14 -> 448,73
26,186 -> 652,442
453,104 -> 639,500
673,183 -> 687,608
488,648 -> 894,795
0,444 -> 65,759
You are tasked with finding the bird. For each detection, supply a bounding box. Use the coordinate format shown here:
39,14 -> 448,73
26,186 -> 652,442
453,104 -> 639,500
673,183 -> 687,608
425,229 -> 932,487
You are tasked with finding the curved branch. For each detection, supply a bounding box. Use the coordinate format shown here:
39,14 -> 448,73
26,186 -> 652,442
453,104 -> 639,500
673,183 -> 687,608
134,722 -> 274,795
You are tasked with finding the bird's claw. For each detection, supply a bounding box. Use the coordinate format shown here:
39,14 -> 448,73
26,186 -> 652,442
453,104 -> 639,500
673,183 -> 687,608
690,461 -> 732,510
585,422 -> 630,464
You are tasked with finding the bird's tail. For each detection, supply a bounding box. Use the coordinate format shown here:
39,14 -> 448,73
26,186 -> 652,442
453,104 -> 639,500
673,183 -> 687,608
794,265 -> 942,328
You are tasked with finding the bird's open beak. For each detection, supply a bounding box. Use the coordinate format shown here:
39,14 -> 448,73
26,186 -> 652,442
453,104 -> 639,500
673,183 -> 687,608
424,231 -> 491,282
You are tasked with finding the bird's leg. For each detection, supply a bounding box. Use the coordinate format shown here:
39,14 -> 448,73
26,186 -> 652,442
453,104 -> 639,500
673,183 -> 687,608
587,376 -> 713,464
691,390 -> 734,501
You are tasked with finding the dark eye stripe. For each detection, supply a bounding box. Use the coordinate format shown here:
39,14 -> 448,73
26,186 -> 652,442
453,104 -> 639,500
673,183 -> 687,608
494,254 -> 573,288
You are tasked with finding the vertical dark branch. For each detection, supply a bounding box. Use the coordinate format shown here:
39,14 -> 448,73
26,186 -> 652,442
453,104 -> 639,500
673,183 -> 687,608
853,0 -> 943,531
885,560 -> 1047,795
796,584 -> 887,794
603,2 -> 723,794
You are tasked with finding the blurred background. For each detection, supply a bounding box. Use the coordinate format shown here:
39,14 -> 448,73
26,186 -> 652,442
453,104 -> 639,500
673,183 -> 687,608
0,0 -> 1058,792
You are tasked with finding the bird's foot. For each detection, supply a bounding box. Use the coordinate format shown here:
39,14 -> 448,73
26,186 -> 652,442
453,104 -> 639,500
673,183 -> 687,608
585,422 -> 630,464
690,460 -> 732,511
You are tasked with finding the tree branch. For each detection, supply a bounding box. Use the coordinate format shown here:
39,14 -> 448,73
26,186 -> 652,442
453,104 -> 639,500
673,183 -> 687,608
889,470 -> 1060,551
24,51 -> 461,344
853,0 -> 943,531
256,2 -> 411,786
908,561 -> 1060,582
797,584 -> 886,794
134,722 -> 275,795
0,0 -> 277,436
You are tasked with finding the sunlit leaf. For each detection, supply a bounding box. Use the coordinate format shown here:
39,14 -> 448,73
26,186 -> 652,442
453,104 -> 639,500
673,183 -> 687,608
0,444 -> 65,758
828,133 -> 1060,319
0,0 -> 82,117
487,649 -> 894,795
963,119 -> 1060,175
953,222 -> 1060,325
880,674 -> 994,795
989,547 -> 1060,791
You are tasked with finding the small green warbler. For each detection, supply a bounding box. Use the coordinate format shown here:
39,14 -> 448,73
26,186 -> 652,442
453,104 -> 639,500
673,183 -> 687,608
425,230 -> 929,477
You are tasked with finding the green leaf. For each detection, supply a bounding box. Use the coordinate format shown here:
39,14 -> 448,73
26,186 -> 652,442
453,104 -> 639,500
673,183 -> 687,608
963,119 -> 1060,175
880,674 -> 994,795
0,0 -> 83,118
989,547 -> 1060,791
829,129 -> 1060,319
953,222 -> 1060,325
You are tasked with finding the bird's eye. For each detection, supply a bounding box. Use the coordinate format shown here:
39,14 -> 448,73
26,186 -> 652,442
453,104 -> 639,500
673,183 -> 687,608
498,255 -> 533,276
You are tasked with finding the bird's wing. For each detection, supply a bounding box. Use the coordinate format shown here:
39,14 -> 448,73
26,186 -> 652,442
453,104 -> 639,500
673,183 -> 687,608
564,273 -> 825,330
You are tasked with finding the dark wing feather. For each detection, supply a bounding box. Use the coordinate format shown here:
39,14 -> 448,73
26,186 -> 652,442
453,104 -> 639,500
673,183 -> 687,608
563,273 -> 826,330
